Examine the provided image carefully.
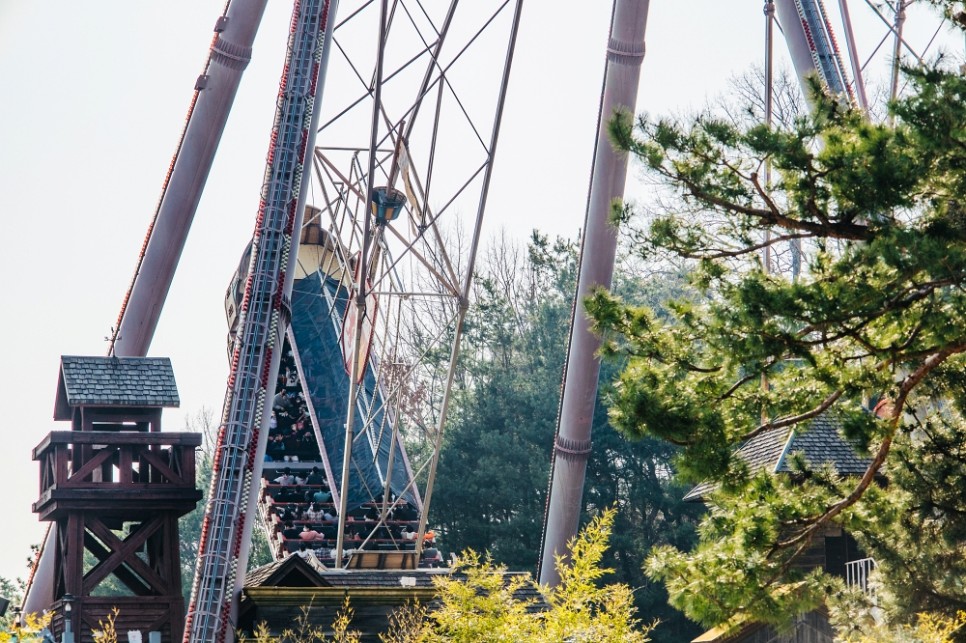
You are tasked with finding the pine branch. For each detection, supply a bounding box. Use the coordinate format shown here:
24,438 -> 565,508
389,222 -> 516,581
739,390 -> 844,443
776,342 -> 966,550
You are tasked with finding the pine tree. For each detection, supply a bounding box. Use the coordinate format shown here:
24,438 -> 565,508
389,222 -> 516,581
589,7 -> 966,632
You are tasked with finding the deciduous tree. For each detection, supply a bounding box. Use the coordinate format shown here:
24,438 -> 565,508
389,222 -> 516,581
418,509 -> 653,643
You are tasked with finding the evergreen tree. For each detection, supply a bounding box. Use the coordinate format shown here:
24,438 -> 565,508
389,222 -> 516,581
589,6 -> 966,632
429,233 -> 702,641
432,234 -> 578,570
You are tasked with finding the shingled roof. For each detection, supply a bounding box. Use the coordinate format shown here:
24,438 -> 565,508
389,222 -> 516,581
54,355 -> 180,420
245,556 -> 547,607
245,553 -> 331,588
684,414 -> 872,502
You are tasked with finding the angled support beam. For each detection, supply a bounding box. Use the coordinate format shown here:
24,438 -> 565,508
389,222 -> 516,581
539,0 -> 650,587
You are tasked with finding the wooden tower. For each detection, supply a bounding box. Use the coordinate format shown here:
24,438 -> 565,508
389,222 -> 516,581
33,356 -> 202,642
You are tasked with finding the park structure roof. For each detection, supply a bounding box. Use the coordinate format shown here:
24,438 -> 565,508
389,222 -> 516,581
684,414 -> 872,502
54,355 -> 179,420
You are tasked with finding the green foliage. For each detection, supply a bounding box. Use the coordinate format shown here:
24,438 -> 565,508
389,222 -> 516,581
417,508 -> 653,642
0,576 -> 25,632
925,1 -> 966,30
644,470 -> 846,627
593,11 -> 966,634
422,549 -> 539,642
431,233 -> 576,569
0,611 -> 52,643
542,509 -> 652,642
833,606 -> 966,643
234,513 -> 649,642
844,412 -> 966,621
428,232 -> 702,640
582,378 -> 703,643
92,607 -> 120,643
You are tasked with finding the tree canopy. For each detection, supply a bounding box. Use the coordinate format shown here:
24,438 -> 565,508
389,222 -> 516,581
427,232 -> 702,641
410,509 -> 653,643
589,9 -> 966,634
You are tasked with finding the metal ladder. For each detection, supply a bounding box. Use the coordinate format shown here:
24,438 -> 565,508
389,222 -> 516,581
183,1 -> 333,641
793,0 -> 856,103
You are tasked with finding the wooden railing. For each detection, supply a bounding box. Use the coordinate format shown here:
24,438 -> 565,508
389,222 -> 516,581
34,431 -> 201,514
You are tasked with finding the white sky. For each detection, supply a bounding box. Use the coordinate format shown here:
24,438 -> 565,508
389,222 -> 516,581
0,1 -> 956,583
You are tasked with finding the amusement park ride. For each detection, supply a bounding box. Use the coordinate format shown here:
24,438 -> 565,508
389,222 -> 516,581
19,0 -> 952,641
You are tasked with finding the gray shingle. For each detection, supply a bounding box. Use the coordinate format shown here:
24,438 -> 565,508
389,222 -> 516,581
776,414 -> 871,475
738,425 -> 794,473
245,559 -> 547,609
56,355 -> 179,414
685,414 -> 871,501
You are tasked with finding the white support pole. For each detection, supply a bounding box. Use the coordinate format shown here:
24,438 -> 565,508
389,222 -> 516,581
414,0 -> 525,561
335,0 -> 388,569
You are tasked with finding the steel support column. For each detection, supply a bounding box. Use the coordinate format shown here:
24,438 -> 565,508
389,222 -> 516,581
24,0 -> 271,620
539,0 -> 649,587
112,0 -> 271,358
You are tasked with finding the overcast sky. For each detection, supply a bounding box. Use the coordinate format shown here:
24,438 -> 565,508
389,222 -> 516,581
0,1 -> 955,583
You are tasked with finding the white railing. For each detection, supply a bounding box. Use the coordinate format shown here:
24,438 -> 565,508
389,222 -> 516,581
845,556 -> 877,598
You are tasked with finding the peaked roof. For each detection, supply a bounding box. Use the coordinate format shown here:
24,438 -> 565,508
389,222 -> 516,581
54,355 -> 180,420
778,414 -> 871,475
246,552 -> 332,588
684,414 -> 872,501
246,556 -> 450,591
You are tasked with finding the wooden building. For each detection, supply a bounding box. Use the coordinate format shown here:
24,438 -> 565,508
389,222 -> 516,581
32,356 -> 202,642
238,555 -> 546,641
687,416 -> 874,643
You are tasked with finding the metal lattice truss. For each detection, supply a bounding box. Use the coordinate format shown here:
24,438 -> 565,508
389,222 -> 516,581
755,0 -> 958,281
297,0 -> 523,559
849,0 -> 955,106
